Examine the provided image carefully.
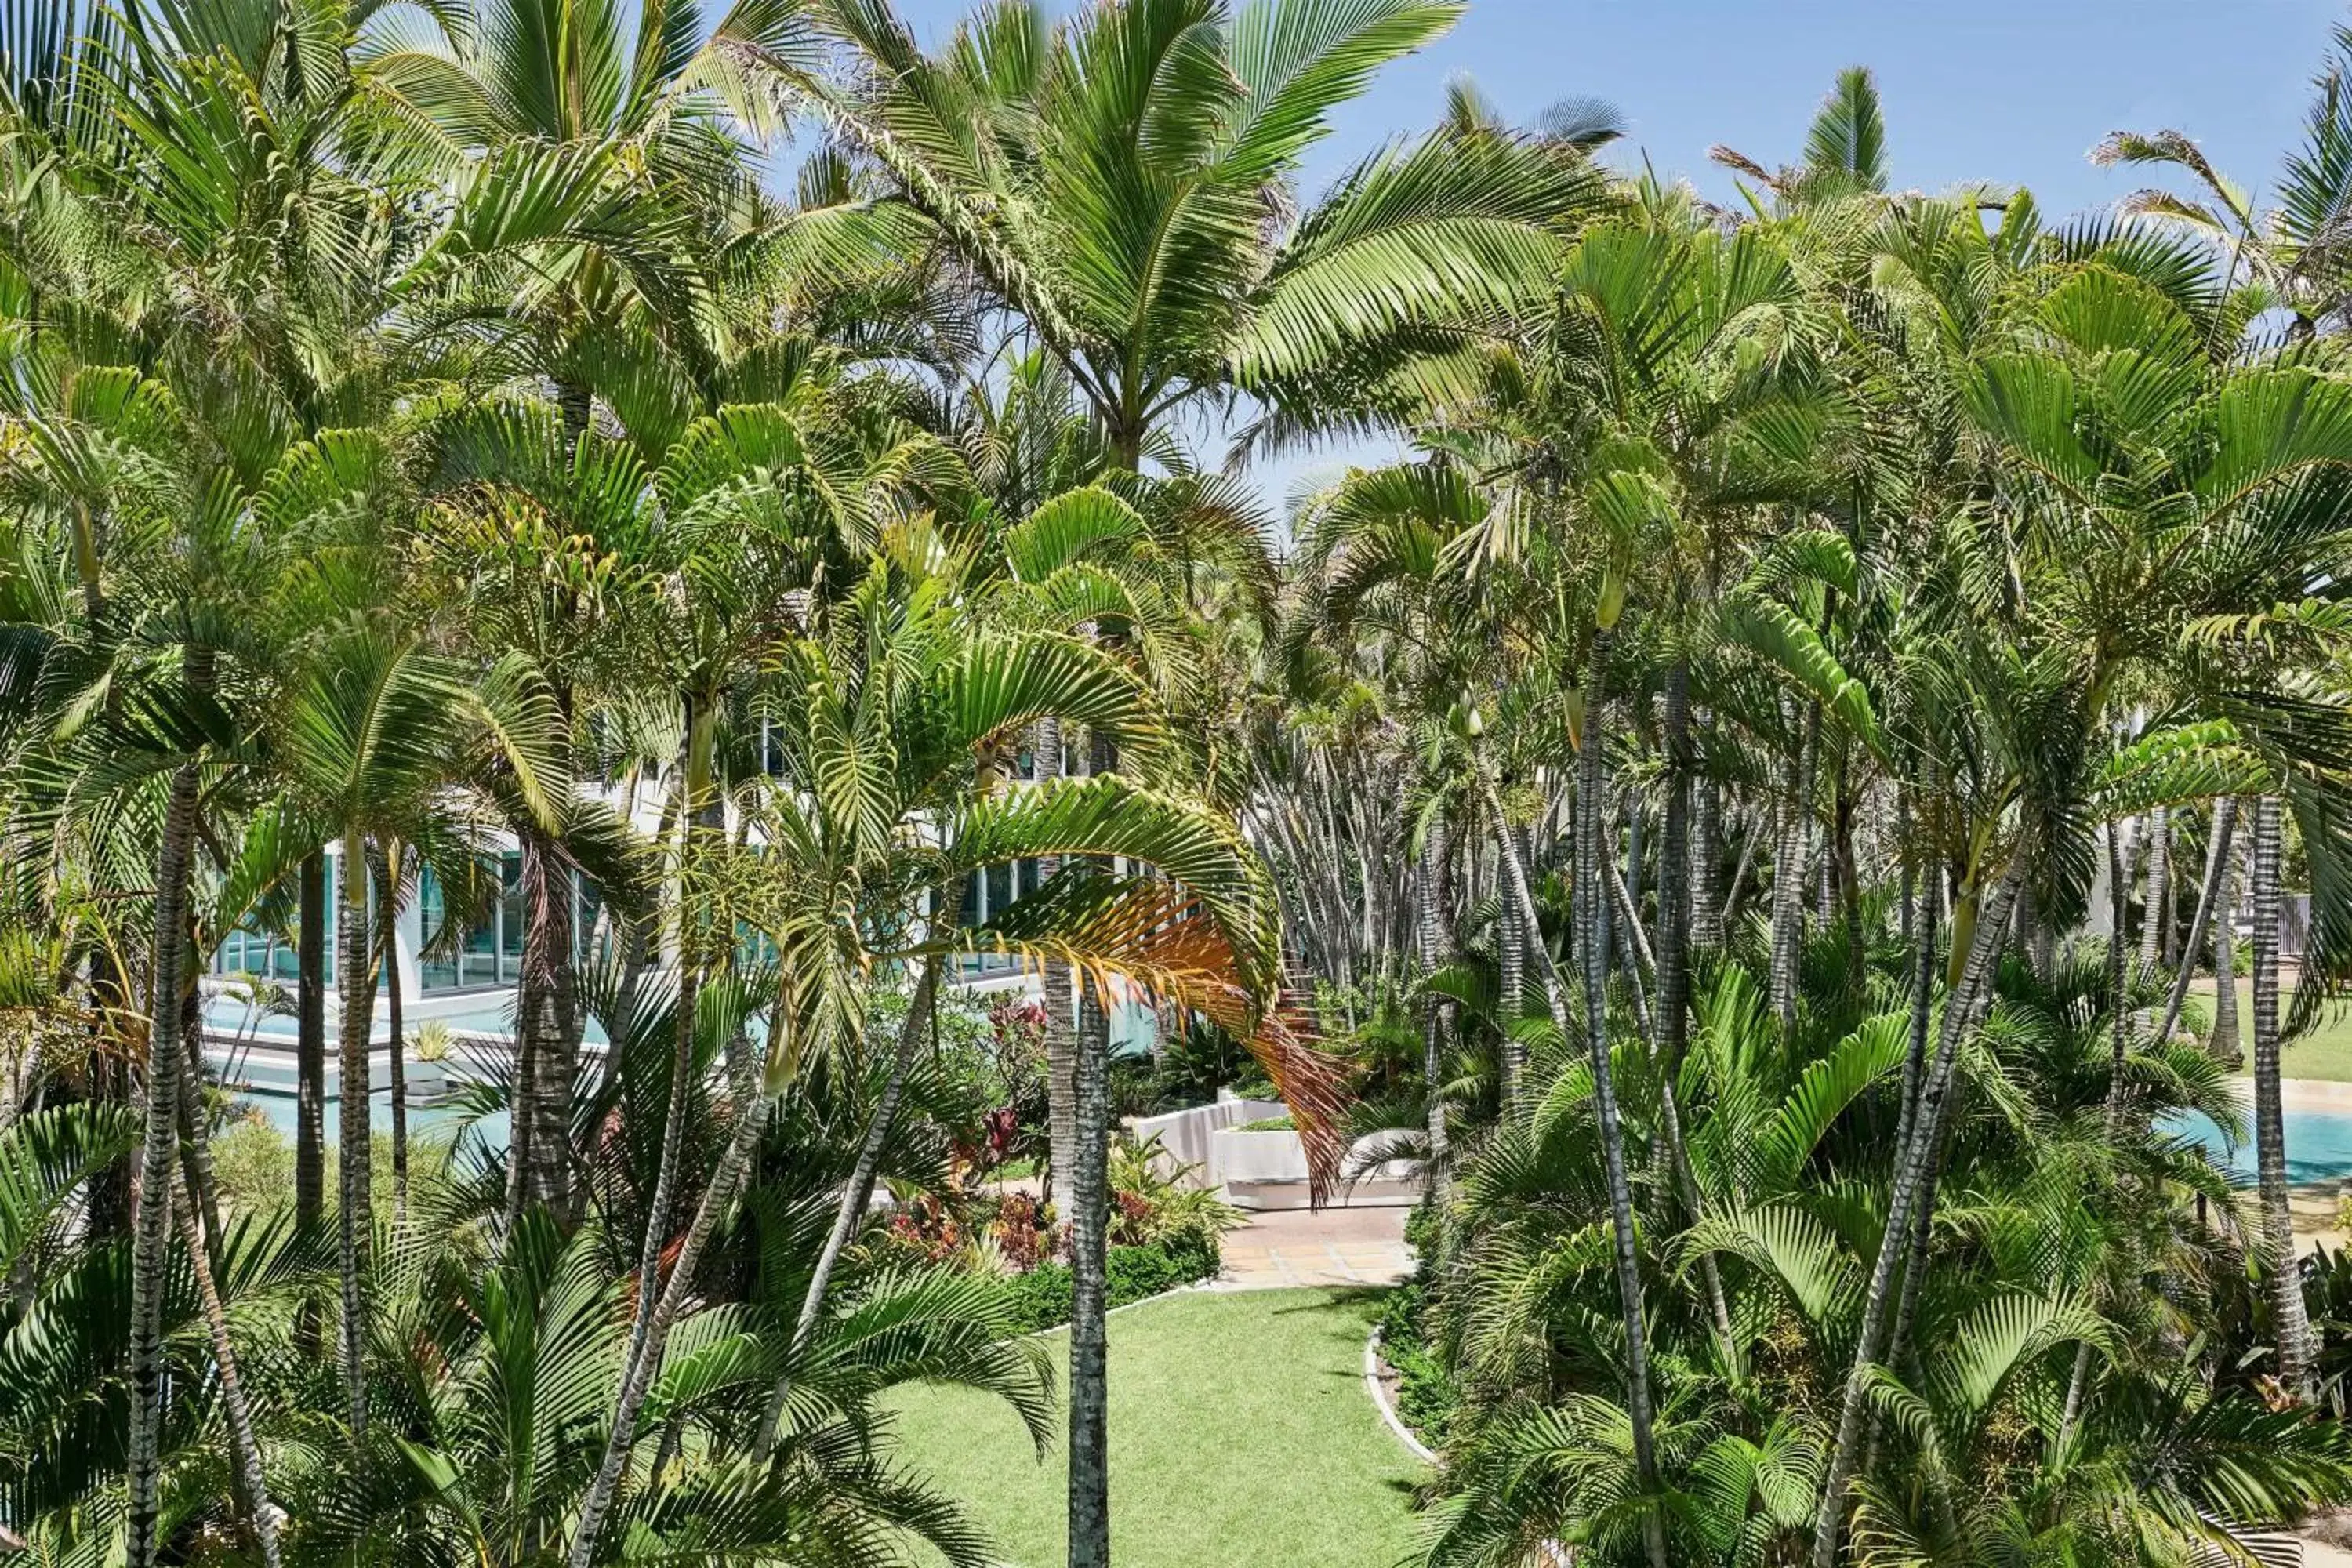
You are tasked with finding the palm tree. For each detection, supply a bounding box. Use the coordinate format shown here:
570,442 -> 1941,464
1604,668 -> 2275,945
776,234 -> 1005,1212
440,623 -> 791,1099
277,627 -> 561,1434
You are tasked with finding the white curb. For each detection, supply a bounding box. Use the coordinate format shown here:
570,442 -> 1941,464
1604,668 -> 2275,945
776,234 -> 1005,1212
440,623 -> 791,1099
1363,1326 -> 1439,1465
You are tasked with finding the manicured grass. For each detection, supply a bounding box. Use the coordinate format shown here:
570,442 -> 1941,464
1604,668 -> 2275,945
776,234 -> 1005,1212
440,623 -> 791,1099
883,1287 -> 1428,1568
2188,980 -> 2352,1080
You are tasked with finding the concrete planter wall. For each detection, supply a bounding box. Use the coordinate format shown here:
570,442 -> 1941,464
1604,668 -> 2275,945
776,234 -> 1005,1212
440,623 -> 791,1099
1124,1091 -> 1418,1210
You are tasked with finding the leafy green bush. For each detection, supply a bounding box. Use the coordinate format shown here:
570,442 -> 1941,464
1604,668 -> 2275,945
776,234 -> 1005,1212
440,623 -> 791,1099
1003,1261 -> 1075,1334
1232,1114 -> 1294,1132
997,1236 -> 1224,1334
211,1111 -> 293,1217
1377,1282 -> 1456,1448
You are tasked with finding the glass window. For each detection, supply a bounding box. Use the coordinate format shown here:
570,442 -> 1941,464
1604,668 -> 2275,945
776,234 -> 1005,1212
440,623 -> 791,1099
419,866 -> 459,991
498,852 -> 524,983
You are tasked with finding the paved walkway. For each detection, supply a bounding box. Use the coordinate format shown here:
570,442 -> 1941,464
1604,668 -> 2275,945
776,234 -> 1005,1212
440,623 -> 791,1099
1214,1204 -> 1414,1290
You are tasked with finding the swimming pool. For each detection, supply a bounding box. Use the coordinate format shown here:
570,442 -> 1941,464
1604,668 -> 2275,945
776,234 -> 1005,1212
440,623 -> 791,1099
2170,1108 -> 2352,1186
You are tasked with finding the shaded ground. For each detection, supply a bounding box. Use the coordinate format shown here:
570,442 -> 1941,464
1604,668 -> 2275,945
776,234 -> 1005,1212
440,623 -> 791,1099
884,1287 -> 1428,1568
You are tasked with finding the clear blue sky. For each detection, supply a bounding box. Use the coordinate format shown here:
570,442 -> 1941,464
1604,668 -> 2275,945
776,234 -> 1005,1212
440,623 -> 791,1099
876,0 -> 2350,506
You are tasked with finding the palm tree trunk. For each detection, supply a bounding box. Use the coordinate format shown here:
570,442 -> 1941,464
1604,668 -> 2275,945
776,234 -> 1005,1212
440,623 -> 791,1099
1573,631 -> 1668,1568
567,1055 -> 772,1568
2139,806 -> 2169,976
1068,730 -> 1118,1568
1038,717 -> 1078,1219
2214,845 -> 2241,1066
1594,822 -> 1737,1377
1660,662 -> 1692,1067
2156,798 -> 2237,1046
1690,711 -> 1722,953
126,749 -> 202,1568
520,823 -> 579,1217
367,840 -> 408,1226
335,827 -> 374,1437
1768,701 -> 1810,1032
1416,825 -> 1453,1200
1809,858 -> 2022,1568
753,896 -> 961,1461
174,1175 -> 285,1568
1497,820 -> 1529,1109
2251,793 -> 2314,1399
1864,808 -> 1944,1472
1067,961 -> 1113,1568
295,848 -> 325,1359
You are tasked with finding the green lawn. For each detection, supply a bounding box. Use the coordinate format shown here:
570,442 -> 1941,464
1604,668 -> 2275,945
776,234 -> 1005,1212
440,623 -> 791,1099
2189,980 -> 2352,1080
883,1287 -> 1428,1568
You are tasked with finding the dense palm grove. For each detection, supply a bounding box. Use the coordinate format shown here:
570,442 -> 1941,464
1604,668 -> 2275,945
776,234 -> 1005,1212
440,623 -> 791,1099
6,0 -> 2352,1563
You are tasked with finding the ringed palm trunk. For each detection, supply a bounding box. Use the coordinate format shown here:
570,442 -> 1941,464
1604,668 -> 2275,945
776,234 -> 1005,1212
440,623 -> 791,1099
1591,808 -> 1738,1377
172,996 -> 281,1563
126,746 -> 203,1568
1690,707 -> 1722,953
753,878 -> 966,1461
572,697 -> 720,1565
176,1177 -> 285,1568
1573,630 -> 1668,1568
1497,819 -> 1529,1109
1068,730 -> 1118,1568
1417,826 -> 1453,1200
1068,963 -> 1113,1568
295,848 -> 326,1358
335,827 -> 375,1436
2156,798 -> 2237,1046
1767,699 -> 1811,1032
2251,793 -> 2314,1398
2214,849 -> 2241,1066
367,840 -> 408,1225
1037,717 -> 1078,1218
1810,858 -> 2024,1568
519,822 -> 580,1217
2139,805 -> 2169,975
567,1047 -> 772,1568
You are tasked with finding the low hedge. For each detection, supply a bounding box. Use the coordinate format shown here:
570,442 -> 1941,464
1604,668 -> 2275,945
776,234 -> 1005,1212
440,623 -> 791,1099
1377,1281 -> 1457,1449
1001,1232 -> 1222,1334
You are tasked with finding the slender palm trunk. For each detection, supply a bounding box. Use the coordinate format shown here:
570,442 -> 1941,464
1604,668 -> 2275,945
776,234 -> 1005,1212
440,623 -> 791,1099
2156,798 -> 2236,1046
1038,717 -> 1078,1218
1067,963 -> 1113,1568
1864,793 -> 1943,1470
1658,662 -> 1693,1072
2251,794 -> 2314,1398
520,824 -> 580,1218
1417,826 -> 1453,1199
2214,846 -> 2241,1065
1497,820 -> 1529,1109
335,827 -> 374,1436
1690,708 -> 1723,953
1068,731 -> 1117,1568
1810,859 -> 2022,1568
575,703 -> 717,1565
1592,821 -> 1737,1377
368,841 -> 408,1225
126,749 -> 202,1568
753,898 -> 960,1461
2139,805 -> 2169,975
295,848 -> 325,1359
1573,631 -> 1668,1568
176,1180 -> 285,1568
1768,701 -> 1811,1032
567,1055 -> 771,1568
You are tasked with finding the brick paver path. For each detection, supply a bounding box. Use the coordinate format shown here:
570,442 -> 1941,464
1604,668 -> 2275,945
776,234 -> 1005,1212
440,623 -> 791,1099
1213,1204 -> 1413,1290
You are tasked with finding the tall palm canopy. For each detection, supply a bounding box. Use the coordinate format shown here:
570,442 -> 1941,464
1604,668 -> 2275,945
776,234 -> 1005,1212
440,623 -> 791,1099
3,6 -> 2352,1568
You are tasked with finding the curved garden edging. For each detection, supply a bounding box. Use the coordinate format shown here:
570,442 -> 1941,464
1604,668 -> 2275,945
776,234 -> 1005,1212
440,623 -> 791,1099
1363,1326 -> 1439,1465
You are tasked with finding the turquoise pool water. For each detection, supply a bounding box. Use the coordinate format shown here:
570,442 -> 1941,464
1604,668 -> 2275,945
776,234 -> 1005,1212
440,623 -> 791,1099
2171,1109 -> 2352,1185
